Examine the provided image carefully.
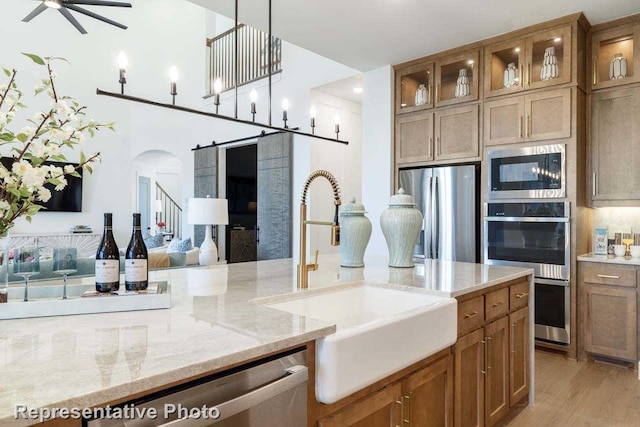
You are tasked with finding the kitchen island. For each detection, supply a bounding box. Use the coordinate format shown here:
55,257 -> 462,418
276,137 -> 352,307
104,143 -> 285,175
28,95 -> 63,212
0,254 -> 533,426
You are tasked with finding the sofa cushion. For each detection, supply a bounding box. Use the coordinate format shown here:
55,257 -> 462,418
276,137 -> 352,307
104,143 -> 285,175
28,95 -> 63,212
148,252 -> 170,269
144,233 -> 164,249
167,237 -> 193,253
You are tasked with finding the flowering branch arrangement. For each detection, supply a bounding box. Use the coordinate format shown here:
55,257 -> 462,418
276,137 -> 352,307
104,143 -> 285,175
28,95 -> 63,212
0,53 -> 113,235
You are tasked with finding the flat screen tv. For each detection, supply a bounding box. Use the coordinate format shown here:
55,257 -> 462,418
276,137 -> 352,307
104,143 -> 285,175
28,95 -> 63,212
0,157 -> 83,212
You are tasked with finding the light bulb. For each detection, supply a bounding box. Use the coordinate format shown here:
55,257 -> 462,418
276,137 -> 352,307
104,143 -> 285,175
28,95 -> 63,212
213,78 -> 222,95
169,66 -> 178,83
309,105 -> 317,119
353,87 -> 363,94
44,0 -> 61,9
250,89 -> 258,103
117,51 -> 128,70
281,98 -> 290,111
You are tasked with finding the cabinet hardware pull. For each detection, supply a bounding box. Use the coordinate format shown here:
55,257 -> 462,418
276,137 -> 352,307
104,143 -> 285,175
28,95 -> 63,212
436,136 -> 441,156
396,397 -> 404,427
404,394 -> 411,426
512,323 -> 517,354
593,59 -> 597,86
481,340 -> 487,375
492,300 -> 505,307
515,292 -> 528,299
592,172 -> 597,197
527,63 -> 531,86
519,116 -> 523,139
597,274 -> 620,279
464,310 -> 479,319
526,114 -> 531,138
487,336 -> 492,371
429,136 -> 433,158
519,63 -> 523,86
428,84 -> 432,105
436,83 -> 440,103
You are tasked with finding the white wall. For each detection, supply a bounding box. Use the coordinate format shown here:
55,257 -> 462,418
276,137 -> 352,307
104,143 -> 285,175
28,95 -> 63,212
362,65 -> 393,256
1,1 -> 359,251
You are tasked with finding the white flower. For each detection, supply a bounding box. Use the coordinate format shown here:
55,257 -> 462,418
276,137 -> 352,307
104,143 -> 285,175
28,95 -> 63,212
37,187 -> 51,202
62,126 -> 75,140
48,144 -> 60,155
32,112 -> 45,122
64,164 -> 75,174
48,166 -> 63,177
0,200 -> 10,212
54,177 -> 67,191
21,167 -> 47,190
30,142 -> 47,157
12,160 -> 32,176
74,131 -> 85,144
47,127 -> 63,141
19,126 -> 35,140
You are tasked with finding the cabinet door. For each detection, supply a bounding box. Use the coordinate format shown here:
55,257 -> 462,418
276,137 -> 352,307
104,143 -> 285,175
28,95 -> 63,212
509,307 -> 529,407
396,111 -> 434,164
583,283 -> 637,361
591,87 -> 640,203
396,61 -> 435,113
318,382 -> 402,427
454,328 -> 485,427
403,355 -> 454,427
525,25 -> 572,90
591,23 -> 640,90
484,96 -> 525,146
484,37 -> 526,98
434,104 -> 480,161
435,49 -> 480,107
524,87 -> 571,141
485,316 -> 510,427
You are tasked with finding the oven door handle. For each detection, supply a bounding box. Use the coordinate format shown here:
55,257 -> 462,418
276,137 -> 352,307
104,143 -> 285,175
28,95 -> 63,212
484,216 -> 569,223
536,278 -> 570,286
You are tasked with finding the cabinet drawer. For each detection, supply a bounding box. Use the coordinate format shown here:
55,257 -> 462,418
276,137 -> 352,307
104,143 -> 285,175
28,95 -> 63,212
510,281 -> 530,310
582,263 -> 636,287
485,287 -> 509,321
457,296 -> 484,335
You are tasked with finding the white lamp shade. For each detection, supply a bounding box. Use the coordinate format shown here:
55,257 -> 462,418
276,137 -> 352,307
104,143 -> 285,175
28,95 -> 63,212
188,198 -> 229,225
154,200 -> 163,213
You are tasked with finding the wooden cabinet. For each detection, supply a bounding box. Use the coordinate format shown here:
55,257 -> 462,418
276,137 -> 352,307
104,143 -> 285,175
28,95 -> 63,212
435,104 -> 480,161
484,25 -> 573,97
396,61 -> 435,113
318,383 -> 402,427
590,23 -> 640,90
581,262 -> 638,362
454,278 -> 531,427
435,49 -> 480,107
590,86 -> 640,205
484,88 -> 571,146
403,355 -> 454,427
396,111 -> 434,164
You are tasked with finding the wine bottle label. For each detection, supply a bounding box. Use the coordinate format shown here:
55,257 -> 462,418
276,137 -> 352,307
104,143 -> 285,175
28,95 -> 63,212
125,259 -> 148,282
95,260 -> 120,283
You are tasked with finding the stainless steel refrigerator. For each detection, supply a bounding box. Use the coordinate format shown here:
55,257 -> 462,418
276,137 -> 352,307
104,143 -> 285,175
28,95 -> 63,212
399,164 -> 480,263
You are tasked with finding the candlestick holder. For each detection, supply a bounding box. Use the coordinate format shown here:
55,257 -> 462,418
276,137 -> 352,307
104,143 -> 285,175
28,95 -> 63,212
335,123 -> 340,140
311,117 -> 315,135
251,102 -> 256,122
170,82 -> 177,106
283,110 -> 288,129
119,69 -> 126,95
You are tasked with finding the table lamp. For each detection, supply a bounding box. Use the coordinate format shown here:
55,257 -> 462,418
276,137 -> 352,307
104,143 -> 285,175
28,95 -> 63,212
188,197 -> 229,266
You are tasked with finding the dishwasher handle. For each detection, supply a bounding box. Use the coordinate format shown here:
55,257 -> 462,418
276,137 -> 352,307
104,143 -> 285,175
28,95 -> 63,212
159,365 -> 308,426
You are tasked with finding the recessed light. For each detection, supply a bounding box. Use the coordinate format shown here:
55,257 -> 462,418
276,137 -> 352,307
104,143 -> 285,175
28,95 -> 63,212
553,37 -> 562,43
514,47 -> 521,53
400,103 -> 407,107
353,87 -> 363,94
44,0 -> 61,9
467,60 -> 474,65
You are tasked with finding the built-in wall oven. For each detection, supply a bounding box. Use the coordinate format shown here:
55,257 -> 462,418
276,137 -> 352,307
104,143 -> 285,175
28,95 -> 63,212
487,144 -> 565,199
484,201 -> 570,345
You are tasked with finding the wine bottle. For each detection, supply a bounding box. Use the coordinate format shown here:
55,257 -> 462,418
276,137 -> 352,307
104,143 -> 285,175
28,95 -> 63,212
125,213 -> 148,291
95,213 -> 120,293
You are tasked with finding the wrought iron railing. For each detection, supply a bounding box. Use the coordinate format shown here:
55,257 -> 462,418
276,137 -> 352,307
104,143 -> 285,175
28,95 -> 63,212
206,24 -> 282,96
155,183 -> 182,240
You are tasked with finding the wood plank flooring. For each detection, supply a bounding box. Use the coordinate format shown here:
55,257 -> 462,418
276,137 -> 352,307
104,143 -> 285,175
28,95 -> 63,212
502,350 -> 640,426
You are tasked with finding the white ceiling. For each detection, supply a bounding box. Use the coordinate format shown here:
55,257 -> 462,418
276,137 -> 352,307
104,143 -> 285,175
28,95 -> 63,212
189,0 -> 640,71
314,74 -> 363,104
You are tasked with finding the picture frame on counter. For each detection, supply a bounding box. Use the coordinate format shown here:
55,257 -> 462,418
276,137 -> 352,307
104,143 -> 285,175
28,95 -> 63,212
594,228 -> 608,255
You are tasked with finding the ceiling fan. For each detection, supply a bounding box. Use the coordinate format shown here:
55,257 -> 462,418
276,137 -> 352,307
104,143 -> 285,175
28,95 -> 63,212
22,0 -> 132,35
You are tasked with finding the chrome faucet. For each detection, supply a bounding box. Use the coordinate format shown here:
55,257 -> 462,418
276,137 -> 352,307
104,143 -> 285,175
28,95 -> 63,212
298,170 -> 341,288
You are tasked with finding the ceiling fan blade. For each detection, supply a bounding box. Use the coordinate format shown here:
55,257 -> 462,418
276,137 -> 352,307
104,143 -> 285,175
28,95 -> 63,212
65,4 -> 127,29
22,3 -> 48,22
64,0 -> 132,7
58,8 -> 87,34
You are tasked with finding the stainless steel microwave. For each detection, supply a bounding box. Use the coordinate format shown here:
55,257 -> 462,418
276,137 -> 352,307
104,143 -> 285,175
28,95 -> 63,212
487,144 -> 566,199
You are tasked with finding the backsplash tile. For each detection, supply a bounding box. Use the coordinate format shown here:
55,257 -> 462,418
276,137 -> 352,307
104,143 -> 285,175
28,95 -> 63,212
593,207 -> 640,237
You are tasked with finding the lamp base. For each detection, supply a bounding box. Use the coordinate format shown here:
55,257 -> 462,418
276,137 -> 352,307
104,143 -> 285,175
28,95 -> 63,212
199,226 -> 218,266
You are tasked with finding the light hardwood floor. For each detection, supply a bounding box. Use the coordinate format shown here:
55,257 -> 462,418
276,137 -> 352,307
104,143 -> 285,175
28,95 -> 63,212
501,350 -> 640,426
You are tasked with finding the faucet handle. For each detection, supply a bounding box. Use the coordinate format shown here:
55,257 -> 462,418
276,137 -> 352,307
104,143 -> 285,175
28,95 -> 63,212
308,250 -> 319,271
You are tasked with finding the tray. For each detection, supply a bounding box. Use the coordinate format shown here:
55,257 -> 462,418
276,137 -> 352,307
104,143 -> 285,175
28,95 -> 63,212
0,281 -> 170,320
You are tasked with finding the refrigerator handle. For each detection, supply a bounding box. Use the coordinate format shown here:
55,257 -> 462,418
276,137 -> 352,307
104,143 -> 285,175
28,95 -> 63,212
424,176 -> 432,258
433,176 -> 440,259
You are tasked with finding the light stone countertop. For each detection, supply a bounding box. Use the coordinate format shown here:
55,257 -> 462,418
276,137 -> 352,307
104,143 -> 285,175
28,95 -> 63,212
0,254 -> 532,426
578,253 -> 640,266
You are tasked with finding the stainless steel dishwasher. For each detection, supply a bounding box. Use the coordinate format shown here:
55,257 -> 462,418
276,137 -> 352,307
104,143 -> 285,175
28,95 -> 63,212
85,348 -> 308,427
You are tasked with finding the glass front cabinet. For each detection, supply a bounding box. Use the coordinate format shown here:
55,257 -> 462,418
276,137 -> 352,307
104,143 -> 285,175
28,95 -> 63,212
484,25 -> 572,97
395,61 -> 435,113
590,23 -> 640,90
434,49 -> 480,107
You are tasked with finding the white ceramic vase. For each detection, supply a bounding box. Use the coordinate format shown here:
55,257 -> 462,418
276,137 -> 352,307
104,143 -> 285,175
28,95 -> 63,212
380,189 -> 423,268
503,62 -> 519,88
540,46 -> 559,81
454,69 -> 470,98
415,84 -> 428,106
609,53 -> 628,80
339,197 -> 372,268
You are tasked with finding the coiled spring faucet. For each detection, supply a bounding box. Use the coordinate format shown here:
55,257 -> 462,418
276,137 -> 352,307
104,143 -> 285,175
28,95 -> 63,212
298,170 -> 341,288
